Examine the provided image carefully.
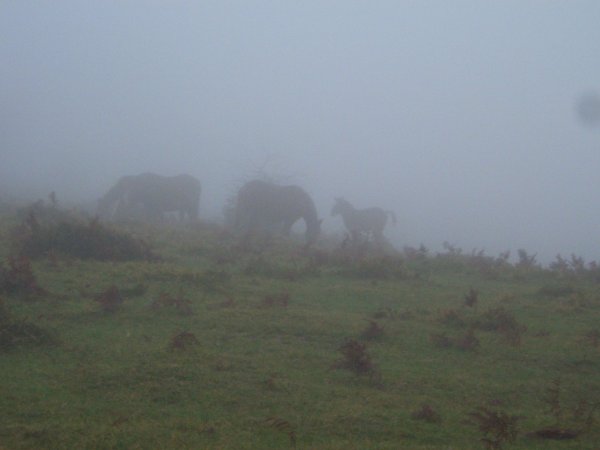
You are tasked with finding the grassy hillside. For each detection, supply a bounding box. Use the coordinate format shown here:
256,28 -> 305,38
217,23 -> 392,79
1,207 -> 599,449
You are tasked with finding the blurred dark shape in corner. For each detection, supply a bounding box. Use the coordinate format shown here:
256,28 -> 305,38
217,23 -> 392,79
575,91 -> 600,128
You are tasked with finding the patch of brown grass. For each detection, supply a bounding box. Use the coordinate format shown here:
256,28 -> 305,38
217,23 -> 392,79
93,285 -> 123,313
169,331 -> 198,351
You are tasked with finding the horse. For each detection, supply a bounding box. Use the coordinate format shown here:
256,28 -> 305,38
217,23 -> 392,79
234,180 -> 321,245
331,197 -> 396,244
97,173 -> 201,222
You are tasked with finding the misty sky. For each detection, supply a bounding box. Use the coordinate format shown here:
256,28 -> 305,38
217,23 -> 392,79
1,1 -> 600,262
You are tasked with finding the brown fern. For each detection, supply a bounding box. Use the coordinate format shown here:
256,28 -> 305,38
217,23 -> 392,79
264,417 -> 296,448
468,407 -> 519,449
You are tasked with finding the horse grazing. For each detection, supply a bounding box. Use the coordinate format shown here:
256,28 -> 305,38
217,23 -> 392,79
97,173 -> 201,222
331,198 -> 396,243
234,180 -> 321,245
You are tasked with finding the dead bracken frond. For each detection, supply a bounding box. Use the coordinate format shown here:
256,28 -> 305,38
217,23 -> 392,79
361,320 -> 385,341
475,307 -> 525,346
263,417 -> 296,448
0,255 -> 46,298
464,287 -> 478,308
93,285 -> 123,313
437,308 -> 466,328
530,378 -> 599,439
430,329 -> 479,352
468,407 -> 519,450
456,328 -> 480,351
334,339 -> 378,377
169,331 -> 198,351
411,404 -> 442,424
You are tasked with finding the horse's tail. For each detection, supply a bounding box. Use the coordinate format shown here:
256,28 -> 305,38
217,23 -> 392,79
386,210 -> 397,226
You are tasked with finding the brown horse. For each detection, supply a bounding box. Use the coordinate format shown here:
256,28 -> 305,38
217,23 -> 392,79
234,180 -> 321,245
98,173 -> 201,221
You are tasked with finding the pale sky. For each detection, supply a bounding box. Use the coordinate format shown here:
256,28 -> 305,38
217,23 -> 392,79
1,1 -> 600,262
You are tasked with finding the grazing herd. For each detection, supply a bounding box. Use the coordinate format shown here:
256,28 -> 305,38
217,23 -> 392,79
97,173 -> 396,245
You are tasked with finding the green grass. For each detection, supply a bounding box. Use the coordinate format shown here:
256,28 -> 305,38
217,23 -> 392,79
1,216 -> 599,449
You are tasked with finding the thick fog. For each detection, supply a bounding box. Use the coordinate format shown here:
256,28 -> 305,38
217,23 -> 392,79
2,1 -> 600,262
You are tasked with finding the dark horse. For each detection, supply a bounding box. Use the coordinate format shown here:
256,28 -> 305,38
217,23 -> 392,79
234,180 -> 321,245
97,173 -> 201,221
331,197 -> 396,243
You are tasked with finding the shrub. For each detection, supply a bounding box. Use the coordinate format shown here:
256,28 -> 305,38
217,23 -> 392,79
93,285 -> 123,313
334,339 -> 377,376
529,378 -> 598,440
468,407 -> 520,450
169,331 -> 198,351
263,417 -> 296,448
475,307 -> 526,345
361,320 -> 385,341
437,308 -> 466,328
456,329 -> 480,351
430,332 -> 453,349
464,287 -> 478,308
516,249 -> 537,270
15,217 -> 155,261
430,329 -> 479,352
0,255 -> 45,298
